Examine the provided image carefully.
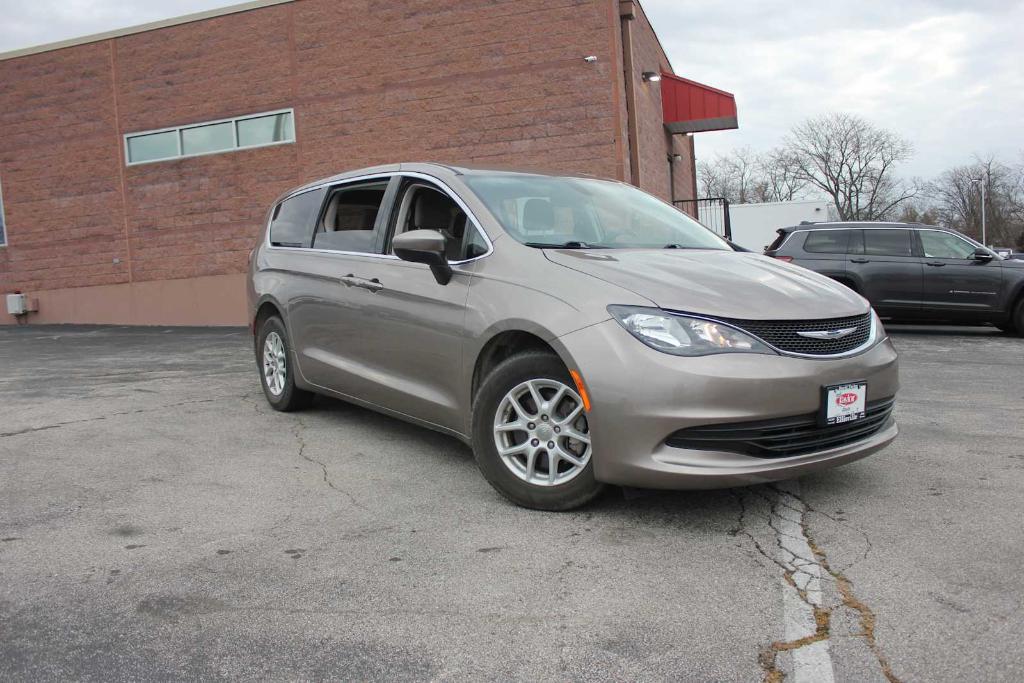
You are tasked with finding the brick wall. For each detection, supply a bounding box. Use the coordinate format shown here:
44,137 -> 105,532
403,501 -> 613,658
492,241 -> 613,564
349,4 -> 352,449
0,0 -> 627,297
0,41 -> 130,293
0,0 -> 696,315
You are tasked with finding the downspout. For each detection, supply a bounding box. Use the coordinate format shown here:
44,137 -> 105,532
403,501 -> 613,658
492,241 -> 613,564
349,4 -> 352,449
619,1 -> 641,188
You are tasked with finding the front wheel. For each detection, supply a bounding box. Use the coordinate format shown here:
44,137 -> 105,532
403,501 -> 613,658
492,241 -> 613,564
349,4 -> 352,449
471,352 -> 604,510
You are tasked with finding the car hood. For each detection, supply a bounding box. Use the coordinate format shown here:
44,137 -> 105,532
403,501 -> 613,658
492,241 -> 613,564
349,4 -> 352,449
544,249 -> 868,320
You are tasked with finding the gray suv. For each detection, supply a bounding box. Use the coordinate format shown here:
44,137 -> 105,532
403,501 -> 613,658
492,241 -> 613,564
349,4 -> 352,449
766,222 -> 1024,334
249,164 -> 899,510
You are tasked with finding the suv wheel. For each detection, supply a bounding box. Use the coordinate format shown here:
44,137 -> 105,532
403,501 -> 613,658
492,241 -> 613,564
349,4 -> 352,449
471,352 -> 604,510
257,316 -> 314,411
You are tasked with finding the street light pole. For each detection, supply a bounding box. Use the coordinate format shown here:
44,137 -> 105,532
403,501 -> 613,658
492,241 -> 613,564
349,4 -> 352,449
973,177 -> 987,246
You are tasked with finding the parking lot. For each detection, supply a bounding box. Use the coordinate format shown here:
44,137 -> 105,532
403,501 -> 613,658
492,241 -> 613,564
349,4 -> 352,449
1,324 -> 1022,681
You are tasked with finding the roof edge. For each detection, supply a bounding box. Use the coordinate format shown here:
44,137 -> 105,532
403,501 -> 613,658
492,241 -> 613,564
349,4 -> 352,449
0,0 -> 294,62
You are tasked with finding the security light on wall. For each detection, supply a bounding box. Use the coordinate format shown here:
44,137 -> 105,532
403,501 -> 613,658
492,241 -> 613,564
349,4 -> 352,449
642,71 -> 661,82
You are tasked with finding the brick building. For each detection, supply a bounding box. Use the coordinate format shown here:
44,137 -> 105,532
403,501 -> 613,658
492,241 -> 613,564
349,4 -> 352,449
0,0 -> 737,326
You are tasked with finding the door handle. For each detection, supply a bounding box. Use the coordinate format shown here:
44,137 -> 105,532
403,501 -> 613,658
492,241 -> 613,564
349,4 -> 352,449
357,278 -> 384,292
850,258 -> 870,264
339,274 -> 359,287
926,261 -> 946,267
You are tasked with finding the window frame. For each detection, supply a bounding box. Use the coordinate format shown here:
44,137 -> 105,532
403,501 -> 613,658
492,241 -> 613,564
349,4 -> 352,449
265,171 -> 493,265
124,108 -> 295,166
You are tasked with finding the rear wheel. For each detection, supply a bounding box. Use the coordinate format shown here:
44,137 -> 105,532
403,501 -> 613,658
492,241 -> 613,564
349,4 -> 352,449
256,316 -> 314,411
471,352 -> 604,510
1012,298 -> 1024,336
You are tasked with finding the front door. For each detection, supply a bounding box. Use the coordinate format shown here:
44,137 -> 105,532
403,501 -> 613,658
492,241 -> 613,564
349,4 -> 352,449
846,228 -> 923,316
343,177 -> 489,433
917,229 -> 1002,316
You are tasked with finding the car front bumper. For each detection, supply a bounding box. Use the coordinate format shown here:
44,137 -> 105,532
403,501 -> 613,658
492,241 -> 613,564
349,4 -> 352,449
553,319 -> 900,489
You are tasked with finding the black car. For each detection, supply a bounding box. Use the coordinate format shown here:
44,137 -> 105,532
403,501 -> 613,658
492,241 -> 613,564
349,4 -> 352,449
765,222 -> 1024,334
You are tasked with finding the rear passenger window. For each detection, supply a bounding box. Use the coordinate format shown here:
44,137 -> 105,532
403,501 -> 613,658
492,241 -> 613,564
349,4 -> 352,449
269,189 -> 324,247
803,230 -> 850,254
313,181 -> 389,253
863,229 -> 914,257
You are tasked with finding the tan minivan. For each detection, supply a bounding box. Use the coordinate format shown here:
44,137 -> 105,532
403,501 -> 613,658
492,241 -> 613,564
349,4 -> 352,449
249,163 -> 899,510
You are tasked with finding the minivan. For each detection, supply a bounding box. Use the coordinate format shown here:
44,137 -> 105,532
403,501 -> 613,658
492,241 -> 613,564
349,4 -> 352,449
249,164 -> 899,510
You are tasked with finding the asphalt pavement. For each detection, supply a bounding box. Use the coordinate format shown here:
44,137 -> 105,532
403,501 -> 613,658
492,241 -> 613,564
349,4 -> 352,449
1,323 -> 1022,681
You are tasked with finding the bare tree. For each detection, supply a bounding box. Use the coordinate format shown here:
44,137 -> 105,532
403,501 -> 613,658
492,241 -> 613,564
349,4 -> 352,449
783,113 -> 916,220
696,147 -> 761,203
754,148 -> 807,202
926,155 -> 1024,248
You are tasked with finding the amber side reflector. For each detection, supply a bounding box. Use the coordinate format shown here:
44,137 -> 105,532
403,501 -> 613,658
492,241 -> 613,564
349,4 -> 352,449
569,370 -> 592,412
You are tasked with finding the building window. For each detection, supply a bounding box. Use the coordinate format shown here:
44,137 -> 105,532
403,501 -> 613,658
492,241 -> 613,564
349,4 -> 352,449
124,109 -> 295,165
0,176 -> 6,247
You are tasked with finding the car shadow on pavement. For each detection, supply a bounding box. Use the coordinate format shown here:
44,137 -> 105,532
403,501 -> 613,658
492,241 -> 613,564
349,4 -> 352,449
298,391 -> 885,523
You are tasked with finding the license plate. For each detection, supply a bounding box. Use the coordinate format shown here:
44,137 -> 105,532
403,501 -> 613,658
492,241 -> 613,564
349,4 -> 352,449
821,382 -> 867,425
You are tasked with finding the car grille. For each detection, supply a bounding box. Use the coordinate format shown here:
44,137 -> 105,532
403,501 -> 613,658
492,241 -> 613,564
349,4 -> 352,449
665,397 -> 895,459
718,312 -> 873,356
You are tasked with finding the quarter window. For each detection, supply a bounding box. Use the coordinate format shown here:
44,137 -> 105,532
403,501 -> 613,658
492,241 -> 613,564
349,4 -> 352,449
125,109 -> 295,164
312,181 -> 389,253
803,230 -> 850,254
269,189 -> 324,248
862,229 -> 913,257
919,231 -> 977,259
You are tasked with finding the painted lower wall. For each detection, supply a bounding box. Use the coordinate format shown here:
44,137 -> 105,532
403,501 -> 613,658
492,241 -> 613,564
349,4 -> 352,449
1,273 -> 248,327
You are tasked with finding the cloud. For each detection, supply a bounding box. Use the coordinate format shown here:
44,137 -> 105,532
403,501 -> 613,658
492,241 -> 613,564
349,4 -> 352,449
0,1 -> 237,54
643,0 -> 1024,177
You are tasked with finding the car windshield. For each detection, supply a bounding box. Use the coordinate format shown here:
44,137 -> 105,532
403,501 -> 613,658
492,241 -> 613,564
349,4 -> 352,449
463,174 -> 731,250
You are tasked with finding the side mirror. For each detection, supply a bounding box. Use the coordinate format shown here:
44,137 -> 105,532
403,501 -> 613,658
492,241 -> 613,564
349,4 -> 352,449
972,248 -> 994,262
392,229 -> 452,285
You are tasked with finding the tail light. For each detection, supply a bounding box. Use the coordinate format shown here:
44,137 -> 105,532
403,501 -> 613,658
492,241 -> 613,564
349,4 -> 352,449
773,255 -> 794,262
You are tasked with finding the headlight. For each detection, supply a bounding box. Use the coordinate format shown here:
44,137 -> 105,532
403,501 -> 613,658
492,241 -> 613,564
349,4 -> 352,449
608,306 -> 776,356
871,308 -> 886,342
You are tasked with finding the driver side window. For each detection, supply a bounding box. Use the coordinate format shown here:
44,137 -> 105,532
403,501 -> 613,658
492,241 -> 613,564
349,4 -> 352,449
919,231 -> 977,259
390,181 -> 487,261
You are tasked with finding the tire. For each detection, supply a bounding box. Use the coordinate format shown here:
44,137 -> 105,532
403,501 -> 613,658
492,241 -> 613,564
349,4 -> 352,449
1012,298 -> 1024,337
256,316 -> 314,412
471,351 -> 604,510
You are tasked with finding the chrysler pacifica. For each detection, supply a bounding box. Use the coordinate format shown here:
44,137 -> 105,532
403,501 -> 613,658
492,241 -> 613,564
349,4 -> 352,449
249,164 -> 899,510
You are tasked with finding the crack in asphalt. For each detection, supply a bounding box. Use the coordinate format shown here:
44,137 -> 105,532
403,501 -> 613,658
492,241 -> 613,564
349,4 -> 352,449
732,486 -> 901,683
0,397 -> 230,438
291,417 -> 365,510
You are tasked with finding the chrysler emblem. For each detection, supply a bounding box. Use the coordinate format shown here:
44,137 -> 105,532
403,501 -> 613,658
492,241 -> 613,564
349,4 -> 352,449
796,327 -> 858,340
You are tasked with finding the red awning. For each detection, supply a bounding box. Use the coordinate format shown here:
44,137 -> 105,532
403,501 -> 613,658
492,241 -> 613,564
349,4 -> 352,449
660,72 -> 738,134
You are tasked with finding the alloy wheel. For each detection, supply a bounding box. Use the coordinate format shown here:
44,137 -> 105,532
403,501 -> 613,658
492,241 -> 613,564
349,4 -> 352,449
262,331 -> 287,396
492,378 -> 591,486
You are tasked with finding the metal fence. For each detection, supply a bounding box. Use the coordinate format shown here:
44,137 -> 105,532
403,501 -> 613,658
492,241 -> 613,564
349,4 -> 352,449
674,198 -> 732,240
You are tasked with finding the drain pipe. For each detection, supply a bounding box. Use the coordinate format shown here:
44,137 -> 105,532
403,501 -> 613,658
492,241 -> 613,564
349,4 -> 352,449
619,1 -> 641,188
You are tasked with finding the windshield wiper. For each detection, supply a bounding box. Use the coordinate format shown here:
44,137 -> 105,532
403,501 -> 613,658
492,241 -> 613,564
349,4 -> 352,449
523,241 -> 607,249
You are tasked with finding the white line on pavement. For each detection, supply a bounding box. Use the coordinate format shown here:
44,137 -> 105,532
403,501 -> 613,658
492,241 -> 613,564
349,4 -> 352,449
774,481 -> 836,683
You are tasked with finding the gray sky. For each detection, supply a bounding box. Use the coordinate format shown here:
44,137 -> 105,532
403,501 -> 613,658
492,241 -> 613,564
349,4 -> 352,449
2,0 -> 1021,179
